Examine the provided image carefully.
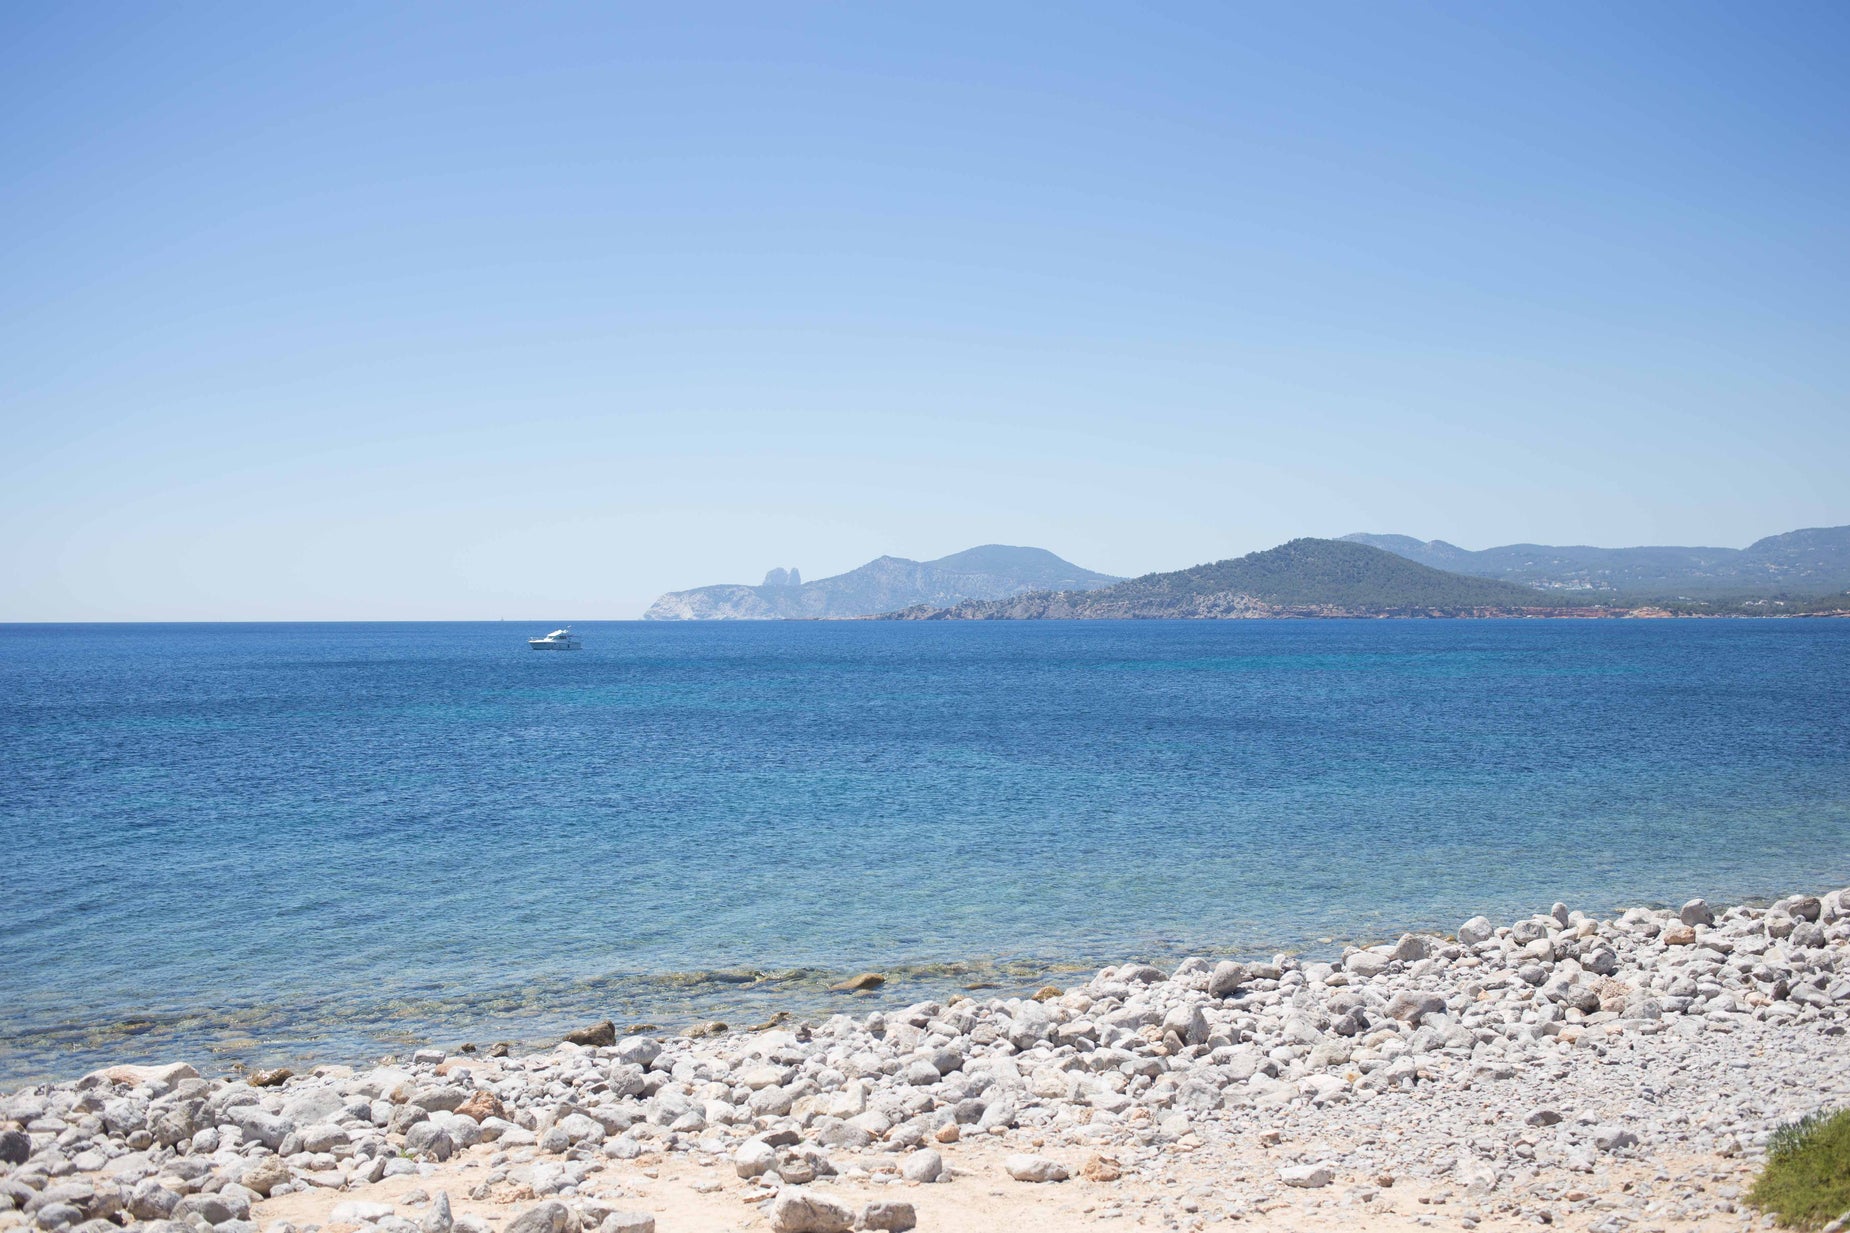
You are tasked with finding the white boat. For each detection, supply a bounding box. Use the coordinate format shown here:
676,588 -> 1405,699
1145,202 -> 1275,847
528,626 -> 582,650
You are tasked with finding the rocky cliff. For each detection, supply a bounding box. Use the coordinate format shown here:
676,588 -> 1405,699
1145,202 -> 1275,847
644,545 -> 1121,620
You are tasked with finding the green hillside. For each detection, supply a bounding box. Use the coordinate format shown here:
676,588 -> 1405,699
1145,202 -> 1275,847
1344,523 -> 1850,599
882,538 -> 1570,619
1106,537 -> 1555,608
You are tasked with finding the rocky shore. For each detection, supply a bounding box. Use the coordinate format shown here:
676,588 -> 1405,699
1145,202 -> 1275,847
5,888 -> 1848,1233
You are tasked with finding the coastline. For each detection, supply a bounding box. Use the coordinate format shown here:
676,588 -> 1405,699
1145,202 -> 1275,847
875,603 -> 1850,621
5,886 -> 1847,1232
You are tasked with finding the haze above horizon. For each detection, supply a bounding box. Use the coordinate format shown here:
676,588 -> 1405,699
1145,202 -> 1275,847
3,4 -> 1847,620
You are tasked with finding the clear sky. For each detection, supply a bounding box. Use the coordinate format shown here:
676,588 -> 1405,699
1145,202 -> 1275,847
3,3 -> 1847,619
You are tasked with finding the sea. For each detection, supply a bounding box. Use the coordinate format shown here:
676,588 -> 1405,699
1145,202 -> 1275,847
2,619 -> 1847,1086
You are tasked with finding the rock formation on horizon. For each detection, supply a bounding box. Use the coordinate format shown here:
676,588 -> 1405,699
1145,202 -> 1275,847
646,546 -> 1120,620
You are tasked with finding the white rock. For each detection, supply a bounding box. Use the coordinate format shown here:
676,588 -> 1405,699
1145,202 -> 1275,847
1207,961 -> 1248,998
739,1064 -> 790,1091
281,1088 -> 346,1127
1345,951 -> 1391,978
900,1148 -> 942,1183
734,1138 -> 777,1179
861,1200 -> 917,1233
1458,916 -> 1495,946
614,1037 -> 662,1068
420,1192 -> 452,1233
1005,1154 -> 1068,1182
1591,1125 -> 1640,1152
597,1214 -> 654,1233
85,1062 -> 201,1091
1279,1164 -> 1334,1188
331,1202 -> 396,1224
768,1187 -> 855,1233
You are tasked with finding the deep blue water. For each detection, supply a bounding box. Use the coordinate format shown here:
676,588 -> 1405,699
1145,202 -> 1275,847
2,619 -> 1847,1084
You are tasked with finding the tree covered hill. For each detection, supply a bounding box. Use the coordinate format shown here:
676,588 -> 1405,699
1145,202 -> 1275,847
1344,525 -> 1850,598
880,538 -> 1570,619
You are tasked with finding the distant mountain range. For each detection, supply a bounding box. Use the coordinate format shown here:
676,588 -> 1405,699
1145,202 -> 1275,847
1343,525 -> 1850,598
650,525 -> 1850,622
644,545 -> 1122,620
880,538 -> 1569,620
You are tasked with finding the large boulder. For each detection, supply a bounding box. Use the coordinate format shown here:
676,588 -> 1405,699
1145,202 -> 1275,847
1458,916 -> 1495,946
976,1097 -> 1018,1132
100,1097 -> 147,1138
555,1113 -> 605,1144
225,1106 -> 294,1150
1161,1003 -> 1210,1046
597,1215 -> 654,1233
1006,1003 -> 1053,1050
128,1180 -> 180,1221
563,1021 -> 616,1048
1592,1125 -> 1640,1152
300,1123 -> 349,1153
455,1090 -> 506,1123
410,1085 -> 470,1113
85,1063 -> 199,1092
1510,919 -> 1552,945
30,1202 -> 83,1231
1279,1164 -> 1334,1189
1385,991 -> 1447,1025
1780,894 -> 1821,922
768,1188 -> 855,1233
505,1202 -> 577,1233
173,1195 -> 239,1226
613,1037 -> 661,1068
900,1148 -> 942,1183
241,1158 -> 290,1198
1344,951 -> 1390,978
281,1087 -> 346,1126
1005,1155 -> 1068,1182
422,1191 -> 453,1233
734,1138 -> 777,1179
404,1122 -> 456,1160
862,1201 -> 916,1232
1207,961 -> 1248,998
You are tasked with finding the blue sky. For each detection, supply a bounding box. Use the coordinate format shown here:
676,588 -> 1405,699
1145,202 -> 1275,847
3,3 -> 1847,619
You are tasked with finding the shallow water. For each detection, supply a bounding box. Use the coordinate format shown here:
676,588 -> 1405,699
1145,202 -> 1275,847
2,619 -> 1847,1084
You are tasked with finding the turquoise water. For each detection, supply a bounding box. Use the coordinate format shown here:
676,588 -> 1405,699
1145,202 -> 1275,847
2,619 -> 1847,1083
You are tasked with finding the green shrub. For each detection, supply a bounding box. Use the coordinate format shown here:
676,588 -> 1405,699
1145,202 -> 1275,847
1751,1108 -> 1850,1229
